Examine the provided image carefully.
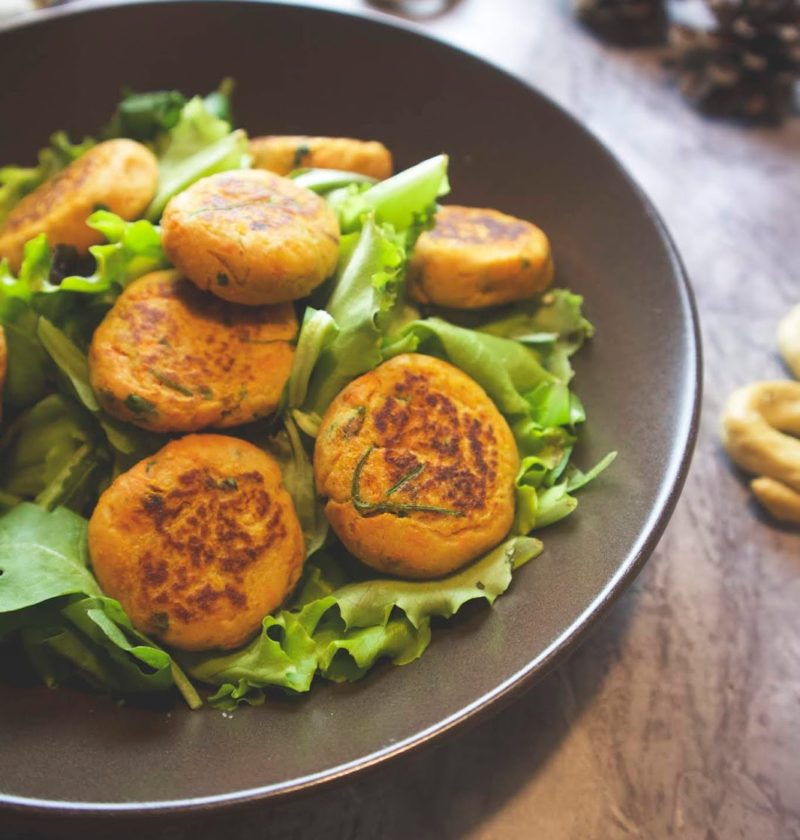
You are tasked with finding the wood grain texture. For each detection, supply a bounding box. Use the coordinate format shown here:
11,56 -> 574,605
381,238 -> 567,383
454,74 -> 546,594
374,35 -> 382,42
256,2 -> 799,837
13,0 -> 800,837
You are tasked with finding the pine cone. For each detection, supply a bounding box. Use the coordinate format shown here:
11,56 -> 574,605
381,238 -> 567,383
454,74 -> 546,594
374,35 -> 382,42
574,0 -> 669,45
668,0 -> 800,123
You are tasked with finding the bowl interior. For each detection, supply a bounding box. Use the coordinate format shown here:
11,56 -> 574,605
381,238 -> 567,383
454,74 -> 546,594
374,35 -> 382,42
0,0 -> 698,813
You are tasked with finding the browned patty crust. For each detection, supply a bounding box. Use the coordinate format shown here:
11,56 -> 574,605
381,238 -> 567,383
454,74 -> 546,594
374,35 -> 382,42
314,354 -> 518,579
161,169 -> 340,306
250,135 -> 393,180
408,205 -> 554,309
0,139 -> 158,271
88,435 -> 305,651
89,270 -> 297,432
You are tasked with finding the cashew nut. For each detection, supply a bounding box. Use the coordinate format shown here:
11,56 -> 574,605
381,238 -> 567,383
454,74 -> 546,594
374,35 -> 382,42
751,477 -> 800,525
778,303 -> 800,379
721,380 -> 800,524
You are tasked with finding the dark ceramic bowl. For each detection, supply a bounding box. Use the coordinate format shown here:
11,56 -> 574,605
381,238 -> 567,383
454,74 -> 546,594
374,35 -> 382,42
0,0 -> 700,825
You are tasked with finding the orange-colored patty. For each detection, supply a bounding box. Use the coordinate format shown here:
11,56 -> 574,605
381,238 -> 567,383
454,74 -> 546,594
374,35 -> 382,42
250,135 -> 393,180
314,353 -> 518,579
161,169 -> 340,305
89,270 -> 297,432
88,435 -> 305,651
408,205 -> 554,309
0,139 -> 158,271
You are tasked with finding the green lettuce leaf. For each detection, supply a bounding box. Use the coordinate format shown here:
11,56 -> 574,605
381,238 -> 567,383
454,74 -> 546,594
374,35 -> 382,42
0,503 -> 100,611
264,416 -> 328,559
0,132 -> 95,224
385,316 -> 556,418
145,96 -> 250,220
299,217 -> 406,419
102,81 -> 234,143
0,394 -> 109,513
59,211 -> 168,295
182,536 -> 541,710
290,168 -> 377,194
330,154 -> 449,246
0,503 -> 200,707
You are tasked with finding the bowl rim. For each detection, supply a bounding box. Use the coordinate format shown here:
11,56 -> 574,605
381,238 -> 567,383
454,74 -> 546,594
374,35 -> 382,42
0,0 -> 702,818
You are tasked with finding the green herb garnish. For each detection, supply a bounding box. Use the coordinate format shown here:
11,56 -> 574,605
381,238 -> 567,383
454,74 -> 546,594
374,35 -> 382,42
350,446 -> 464,519
151,369 -> 193,397
124,394 -> 157,416
293,142 -> 311,168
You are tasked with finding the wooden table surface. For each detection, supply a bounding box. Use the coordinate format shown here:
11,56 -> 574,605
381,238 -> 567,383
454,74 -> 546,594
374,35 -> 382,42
11,1 -> 800,837
252,2 -> 799,837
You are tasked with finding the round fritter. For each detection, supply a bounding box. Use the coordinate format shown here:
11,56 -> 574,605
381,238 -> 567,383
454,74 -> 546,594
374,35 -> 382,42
88,435 -> 305,651
250,135 -> 393,180
408,205 -> 554,309
161,169 -> 340,306
89,270 -> 297,432
314,354 -> 518,579
0,139 -> 158,272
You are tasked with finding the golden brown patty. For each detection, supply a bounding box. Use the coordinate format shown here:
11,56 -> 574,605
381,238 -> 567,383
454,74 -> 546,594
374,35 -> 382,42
314,353 -> 518,579
88,434 -> 305,651
0,139 -> 158,272
250,135 -> 393,180
161,169 -> 340,306
89,270 -> 297,432
408,205 -> 554,309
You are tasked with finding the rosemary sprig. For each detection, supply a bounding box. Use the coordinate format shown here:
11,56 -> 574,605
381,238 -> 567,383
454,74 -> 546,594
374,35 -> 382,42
351,446 -> 464,518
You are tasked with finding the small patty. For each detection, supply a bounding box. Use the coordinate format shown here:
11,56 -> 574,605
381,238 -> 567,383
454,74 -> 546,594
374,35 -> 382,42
161,169 -> 340,306
408,205 -> 554,309
0,139 -> 158,272
314,353 -> 518,579
88,435 -> 305,651
250,135 -> 393,180
89,270 -> 297,432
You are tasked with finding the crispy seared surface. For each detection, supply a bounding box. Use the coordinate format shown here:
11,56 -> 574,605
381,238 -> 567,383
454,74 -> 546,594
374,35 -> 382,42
161,169 -> 340,305
88,434 -> 304,651
408,205 -> 554,309
314,353 -> 518,579
0,139 -> 157,271
89,270 -> 297,432
250,135 -> 393,180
